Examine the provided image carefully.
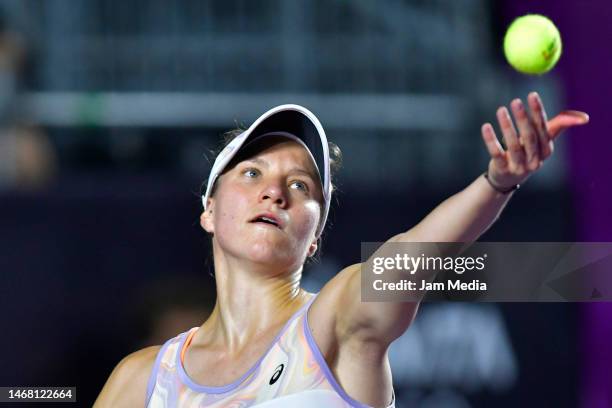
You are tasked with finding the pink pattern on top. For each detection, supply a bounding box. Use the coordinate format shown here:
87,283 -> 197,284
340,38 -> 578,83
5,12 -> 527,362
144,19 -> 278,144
145,295 -> 395,408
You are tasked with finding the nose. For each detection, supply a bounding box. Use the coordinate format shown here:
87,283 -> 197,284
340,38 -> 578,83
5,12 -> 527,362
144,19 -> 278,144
259,181 -> 288,208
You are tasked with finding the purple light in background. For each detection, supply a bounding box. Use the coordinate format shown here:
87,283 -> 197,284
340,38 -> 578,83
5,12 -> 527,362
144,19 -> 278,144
500,1 -> 612,407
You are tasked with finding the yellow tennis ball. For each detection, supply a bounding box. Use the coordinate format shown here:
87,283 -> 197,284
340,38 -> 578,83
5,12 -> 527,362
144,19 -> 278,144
503,14 -> 562,75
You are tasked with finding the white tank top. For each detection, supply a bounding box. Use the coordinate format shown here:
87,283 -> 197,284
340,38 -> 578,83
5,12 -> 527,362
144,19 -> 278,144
145,295 -> 395,407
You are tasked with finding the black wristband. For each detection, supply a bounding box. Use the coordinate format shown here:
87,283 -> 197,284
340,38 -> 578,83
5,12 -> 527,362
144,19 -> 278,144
483,171 -> 520,194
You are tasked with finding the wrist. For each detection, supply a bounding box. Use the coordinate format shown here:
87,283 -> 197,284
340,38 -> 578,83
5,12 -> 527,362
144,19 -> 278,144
483,171 -> 520,194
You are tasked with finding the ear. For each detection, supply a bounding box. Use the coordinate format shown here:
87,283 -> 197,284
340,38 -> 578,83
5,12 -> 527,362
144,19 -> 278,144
200,197 -> 215,234
306,237 -> 319,258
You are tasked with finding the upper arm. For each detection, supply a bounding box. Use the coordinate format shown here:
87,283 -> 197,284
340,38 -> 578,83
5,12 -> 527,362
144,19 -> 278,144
311,231 -> 423,353
320,263 -> 419,347
93,345 -> 161,408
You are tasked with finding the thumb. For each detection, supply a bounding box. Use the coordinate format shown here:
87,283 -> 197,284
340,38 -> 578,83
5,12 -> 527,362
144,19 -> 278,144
548,110 -> 589,140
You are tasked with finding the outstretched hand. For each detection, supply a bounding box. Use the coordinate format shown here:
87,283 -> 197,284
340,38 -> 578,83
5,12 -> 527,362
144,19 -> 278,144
481,92 -> 589,189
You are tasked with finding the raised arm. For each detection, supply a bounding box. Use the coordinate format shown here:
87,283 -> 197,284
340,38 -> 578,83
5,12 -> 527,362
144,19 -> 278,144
404,92 -> 589,244
316,92 -> 589,349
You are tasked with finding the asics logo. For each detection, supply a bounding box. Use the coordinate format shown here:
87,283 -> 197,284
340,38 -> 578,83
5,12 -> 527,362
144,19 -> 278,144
269,364 -> 284,385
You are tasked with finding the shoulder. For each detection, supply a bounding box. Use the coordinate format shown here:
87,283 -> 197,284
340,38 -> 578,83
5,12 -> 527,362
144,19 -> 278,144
310,262 -> 359,320
310,261 -> 415,351
93,345 -> 161,408
308,265 -> 396,406
308,263 -> 360,352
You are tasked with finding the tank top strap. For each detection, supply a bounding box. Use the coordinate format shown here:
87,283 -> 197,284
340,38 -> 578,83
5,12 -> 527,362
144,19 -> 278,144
145,330 -> 192,407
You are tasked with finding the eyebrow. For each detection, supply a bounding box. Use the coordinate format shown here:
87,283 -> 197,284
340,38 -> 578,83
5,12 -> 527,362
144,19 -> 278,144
245,157 -> 267,167
243,158 -> 318,181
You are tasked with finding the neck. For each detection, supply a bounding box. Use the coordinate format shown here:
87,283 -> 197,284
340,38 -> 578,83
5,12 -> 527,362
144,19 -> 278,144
202,248 -> 310,352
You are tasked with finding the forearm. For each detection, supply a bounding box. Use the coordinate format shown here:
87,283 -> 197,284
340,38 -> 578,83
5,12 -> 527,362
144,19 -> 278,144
403,173 -> 514,243
342,174 -> 510,344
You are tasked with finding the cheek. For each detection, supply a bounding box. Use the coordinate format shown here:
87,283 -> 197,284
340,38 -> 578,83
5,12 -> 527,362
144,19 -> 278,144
213,187 -> 250,233
294,201 -> 321,237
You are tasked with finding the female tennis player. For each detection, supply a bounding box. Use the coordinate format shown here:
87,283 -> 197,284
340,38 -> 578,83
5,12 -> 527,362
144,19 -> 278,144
95,92 -> 588,407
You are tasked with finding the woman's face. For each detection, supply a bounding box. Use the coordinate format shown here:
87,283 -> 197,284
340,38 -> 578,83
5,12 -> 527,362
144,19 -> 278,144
202,137 -> 323,271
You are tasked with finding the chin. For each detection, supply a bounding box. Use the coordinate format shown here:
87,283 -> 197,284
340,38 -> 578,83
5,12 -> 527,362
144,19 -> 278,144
248,241 -> 294,265
217,228 -> 306,269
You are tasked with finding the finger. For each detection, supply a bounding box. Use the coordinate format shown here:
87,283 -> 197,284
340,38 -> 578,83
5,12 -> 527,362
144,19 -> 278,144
481,123 -> 508,169
548,111 -> 590,140
511,98 -> 540,170
527,92 -> 553,160
496,105 -> 525,167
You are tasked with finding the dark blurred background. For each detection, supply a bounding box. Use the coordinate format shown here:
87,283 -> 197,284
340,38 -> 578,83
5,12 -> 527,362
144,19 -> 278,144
0,0 -> 610,407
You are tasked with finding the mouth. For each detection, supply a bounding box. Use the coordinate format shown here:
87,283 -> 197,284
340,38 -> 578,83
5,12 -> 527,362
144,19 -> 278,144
249,213 -> 283,229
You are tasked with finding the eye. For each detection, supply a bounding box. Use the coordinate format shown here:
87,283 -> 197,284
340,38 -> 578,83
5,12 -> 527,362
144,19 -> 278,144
242,168 -> 260,178
290,180 -> 309,192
